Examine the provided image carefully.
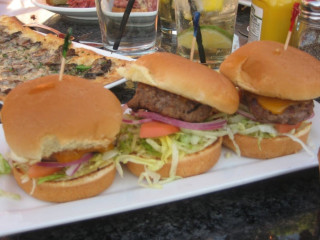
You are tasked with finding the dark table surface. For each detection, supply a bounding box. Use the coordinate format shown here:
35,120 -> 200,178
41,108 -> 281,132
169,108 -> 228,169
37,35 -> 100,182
1,5 -> 320,240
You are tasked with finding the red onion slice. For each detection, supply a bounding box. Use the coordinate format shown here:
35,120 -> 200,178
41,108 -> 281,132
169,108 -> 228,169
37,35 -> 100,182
122,118 -> 152,125
135,111 -> 226,130
37,153 -> 93,168
65,163 -> 81,176
237,109 -> 256,120
306,111 -> 315,120
122,104 -> 129,113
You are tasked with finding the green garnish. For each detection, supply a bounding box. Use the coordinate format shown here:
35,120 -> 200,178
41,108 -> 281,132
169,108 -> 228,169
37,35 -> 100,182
62,28 -> 73,59
76,65 -> 91,71
0,154 -> 11,175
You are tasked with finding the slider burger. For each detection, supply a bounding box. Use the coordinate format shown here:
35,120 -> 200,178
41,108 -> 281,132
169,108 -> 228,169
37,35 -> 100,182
116,52 -> 239,186
220,40 -> 320,159
1,75 -> 122,202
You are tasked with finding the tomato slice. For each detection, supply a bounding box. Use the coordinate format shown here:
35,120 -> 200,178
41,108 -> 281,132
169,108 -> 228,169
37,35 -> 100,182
274,122 -> 302,133
27,165 -> 62,178
140,121 -> 180,138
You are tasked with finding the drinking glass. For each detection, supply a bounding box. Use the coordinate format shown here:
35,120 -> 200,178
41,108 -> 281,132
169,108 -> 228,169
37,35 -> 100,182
159,0 -> 176,35
95,0 -> 159,56
175,0 -> 238,68
158,0 -> 177,52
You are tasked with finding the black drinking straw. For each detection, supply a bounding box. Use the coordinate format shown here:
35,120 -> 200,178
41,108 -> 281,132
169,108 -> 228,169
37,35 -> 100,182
113,0 -> 136,50
187,0 -> 206,63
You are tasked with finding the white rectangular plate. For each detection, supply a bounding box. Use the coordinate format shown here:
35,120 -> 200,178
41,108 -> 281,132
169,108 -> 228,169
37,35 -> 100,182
0,102 -> 319,237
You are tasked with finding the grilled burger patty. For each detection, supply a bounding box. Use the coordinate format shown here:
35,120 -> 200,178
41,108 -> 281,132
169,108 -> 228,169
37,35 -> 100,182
242,91 -> 314,125
127,83 -> 215,122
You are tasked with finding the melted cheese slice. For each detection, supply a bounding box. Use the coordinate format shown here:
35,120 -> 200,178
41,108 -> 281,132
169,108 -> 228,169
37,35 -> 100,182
257,96 -> 296,114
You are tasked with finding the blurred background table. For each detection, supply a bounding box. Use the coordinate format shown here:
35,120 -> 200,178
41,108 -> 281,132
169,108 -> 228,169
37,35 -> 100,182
1,3 -> 320,240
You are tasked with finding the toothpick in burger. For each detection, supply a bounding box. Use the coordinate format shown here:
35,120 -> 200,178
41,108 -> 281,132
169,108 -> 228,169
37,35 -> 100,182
220,40 -> 320,159
1,74 -> 123,202
115,52 -> 239,187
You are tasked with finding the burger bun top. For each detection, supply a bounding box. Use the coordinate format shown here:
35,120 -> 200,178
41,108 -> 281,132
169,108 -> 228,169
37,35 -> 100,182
118,52 -> 239,114
1,75 -> 123,163
220,40 -> 320,100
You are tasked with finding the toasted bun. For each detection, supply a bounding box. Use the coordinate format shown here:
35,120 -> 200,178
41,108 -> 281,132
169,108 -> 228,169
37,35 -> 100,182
118,52 -> 239,114
223,123 -> 311,159
220,41 -> 320,100
127,138 -> 222,178
13,163 -> 116,202
1,75 -> 122,162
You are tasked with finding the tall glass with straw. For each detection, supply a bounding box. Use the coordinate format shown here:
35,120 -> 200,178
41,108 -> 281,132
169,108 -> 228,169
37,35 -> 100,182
174,0 -> 238,69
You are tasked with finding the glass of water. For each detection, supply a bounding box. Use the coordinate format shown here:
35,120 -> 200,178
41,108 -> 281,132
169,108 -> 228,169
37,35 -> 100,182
174,0 -> 238,68
96,0 -> 159,56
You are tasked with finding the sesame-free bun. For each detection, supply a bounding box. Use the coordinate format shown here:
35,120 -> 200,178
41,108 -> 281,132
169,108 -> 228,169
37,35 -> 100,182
118,52 -> 239,114
223,123 -> 311,159
12,163 -> 116,202
1,74 -> 123,162
127,138 -> 222,178
220,41 -> 320,101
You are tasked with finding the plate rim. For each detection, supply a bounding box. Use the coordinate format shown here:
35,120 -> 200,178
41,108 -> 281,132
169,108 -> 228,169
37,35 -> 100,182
31,0 -> 98,19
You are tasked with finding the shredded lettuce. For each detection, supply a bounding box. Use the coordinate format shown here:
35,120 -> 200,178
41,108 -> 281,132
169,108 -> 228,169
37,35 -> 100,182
16,151 -> 117,185
0,189 -> 21,200
115,122 -> 225,187
37,174 -> 66,185
0,154 -> 11,174
282,132 -> 314,157
225,113 -> 313,156
0,154 -> 21,200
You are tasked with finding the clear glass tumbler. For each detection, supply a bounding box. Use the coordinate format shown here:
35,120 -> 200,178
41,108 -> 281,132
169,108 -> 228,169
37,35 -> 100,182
175,0 -> 238,69
96,0 -> 159,56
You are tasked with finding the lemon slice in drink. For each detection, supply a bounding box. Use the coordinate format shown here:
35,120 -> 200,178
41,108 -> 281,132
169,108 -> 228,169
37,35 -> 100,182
201,0 -> 224,11
177,25 -> 233,50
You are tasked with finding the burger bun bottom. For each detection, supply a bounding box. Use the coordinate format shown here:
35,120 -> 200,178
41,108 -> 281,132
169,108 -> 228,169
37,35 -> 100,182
127,138 -> 222,178
223,123 -> 311,159
13,163 -> 116,202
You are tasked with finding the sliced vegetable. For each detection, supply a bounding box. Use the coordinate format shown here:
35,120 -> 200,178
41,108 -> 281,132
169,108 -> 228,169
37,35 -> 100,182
0,154 -> 11,174
76,65 -> 91,72
140,121 -> 180,138
27,165 -> 62,178
37,153 -> 93,167
236,109 -> 256,120
65,163 -> 81,176
135,111 -> 226,130
274,122 -> 302,133
0,189 -> 21,200
123,118 -> 152,125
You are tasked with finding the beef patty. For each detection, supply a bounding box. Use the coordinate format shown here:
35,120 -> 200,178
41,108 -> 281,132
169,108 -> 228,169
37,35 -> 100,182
127,83 -> 215,122
242,91 -> 314,125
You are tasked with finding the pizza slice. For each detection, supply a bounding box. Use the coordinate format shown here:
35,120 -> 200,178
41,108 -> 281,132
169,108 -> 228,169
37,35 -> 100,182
0,15 -> 129,100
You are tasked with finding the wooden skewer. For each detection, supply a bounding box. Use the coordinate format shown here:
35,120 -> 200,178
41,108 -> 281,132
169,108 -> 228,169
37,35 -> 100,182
284,2 -> 300,50
58,57 -> 66,81
318,147 -> 320,173
59,28 -> 72,81
190,36 -> 197,61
